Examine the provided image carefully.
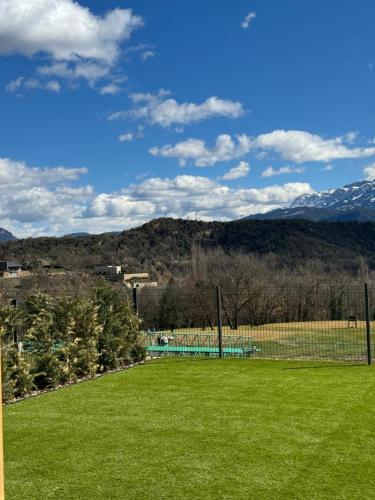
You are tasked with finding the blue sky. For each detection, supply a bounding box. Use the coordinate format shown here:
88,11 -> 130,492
1,0 -> 375,236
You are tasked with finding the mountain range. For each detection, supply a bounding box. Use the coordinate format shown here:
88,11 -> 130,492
0,228 -> 16,243
2,179 -> 375,245
245,207 -> 375,222
291,180 -> 375,210
246,180 -> 375,222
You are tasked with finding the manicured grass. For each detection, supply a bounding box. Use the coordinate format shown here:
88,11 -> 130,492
4,359 -> 375,499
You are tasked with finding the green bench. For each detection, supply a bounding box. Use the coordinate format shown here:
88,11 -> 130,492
146,345 -> 245,357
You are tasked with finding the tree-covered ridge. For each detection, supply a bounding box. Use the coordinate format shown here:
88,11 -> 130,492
2,218 -> 375,276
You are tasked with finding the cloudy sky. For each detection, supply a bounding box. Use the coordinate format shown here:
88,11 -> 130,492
1,0 -> 375,237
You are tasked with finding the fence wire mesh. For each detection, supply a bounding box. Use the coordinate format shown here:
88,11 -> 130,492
136,284 -> 374,363
1,283 -> 374,363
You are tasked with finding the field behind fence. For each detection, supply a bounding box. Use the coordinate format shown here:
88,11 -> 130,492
3,282 -> 374,364
135,284 -> 374,363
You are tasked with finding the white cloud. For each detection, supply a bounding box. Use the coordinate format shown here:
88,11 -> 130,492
118,133 -> 134,142
85,177 -> 312,224
342,131 -> 359,144
363,163 -> 375,180
37,62 -> 74,79
150,138 -> 205,167
2,0 -> 143,92
150,134 -> 252,167
100,83 -> 123,95
129,89 -> 171,104
45,80 -> 61,92
241,12 -> 256,29
123,43 -> 156,62
6,76 -> 60,93
0,0 -> 142,64
140,50 -> 156,61
254,130 -> 375,163
38,61 -> 130,93
150,129 -> 375,166
0,157 -> 90,231
261,166 -> 304,178
118,126 -> 144,142
219,161 -> 250,180
85,193 -> 154,218
321,164 -> 334,171
37,61 -> 112,86
0,157 -> 87,189
5,77 -> 24,93
0,156 -> 313,237
109,91 -> 245,128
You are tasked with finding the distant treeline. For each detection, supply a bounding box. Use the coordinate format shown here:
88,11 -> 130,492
139,250 -> 372,331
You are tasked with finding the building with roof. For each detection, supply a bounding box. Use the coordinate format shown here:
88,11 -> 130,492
0,261 -> 24,279
123,272 -> 158,289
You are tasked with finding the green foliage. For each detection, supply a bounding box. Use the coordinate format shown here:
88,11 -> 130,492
130,343 -> 146,363
7,351 -> 33,398
69,296 -> 101,378
158,282 -> 188,330
24,293 -> 65,389
95,282 -> 140,372
52,297 -> 77,383
0,304 -> 33,400
0,286 -> 142,401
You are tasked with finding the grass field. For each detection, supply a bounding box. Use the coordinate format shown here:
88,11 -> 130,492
141,321 -> 372,361
4,358 -> 375,499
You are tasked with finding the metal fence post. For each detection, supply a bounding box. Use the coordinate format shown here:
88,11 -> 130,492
216,285 -> 223,359
132,287 -> 139,315
364,283 -> 372,366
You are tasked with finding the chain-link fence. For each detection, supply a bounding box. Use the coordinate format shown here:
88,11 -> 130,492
134,284 -> 374,363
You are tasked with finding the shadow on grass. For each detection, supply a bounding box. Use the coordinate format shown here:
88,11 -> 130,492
149,357 -> 373,370
149,356 -> 223,363
282,363 -> 369,370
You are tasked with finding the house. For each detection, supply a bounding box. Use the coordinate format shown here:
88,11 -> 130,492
123,272 -> 158,289
94,264 -> 123,282
94,265 -> 122,276
38,258 -> 52,269
94,265 -> 158,288
0,260 -> 23,278
37,259 -> 66,274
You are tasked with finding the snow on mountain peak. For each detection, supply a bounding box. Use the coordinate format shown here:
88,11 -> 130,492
290,180 -> 375,210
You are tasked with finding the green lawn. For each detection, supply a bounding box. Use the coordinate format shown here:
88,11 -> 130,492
4,359 -> 375,499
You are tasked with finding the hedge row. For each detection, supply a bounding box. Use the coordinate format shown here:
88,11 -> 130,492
0,282 -> 145,402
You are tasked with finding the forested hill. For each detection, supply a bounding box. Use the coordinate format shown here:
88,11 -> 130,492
2,218 -> 375,274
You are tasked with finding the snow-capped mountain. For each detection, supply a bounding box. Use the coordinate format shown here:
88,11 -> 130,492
244,206 -> 375,222
244,179 -> 375,222
290,180 -> 375,210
